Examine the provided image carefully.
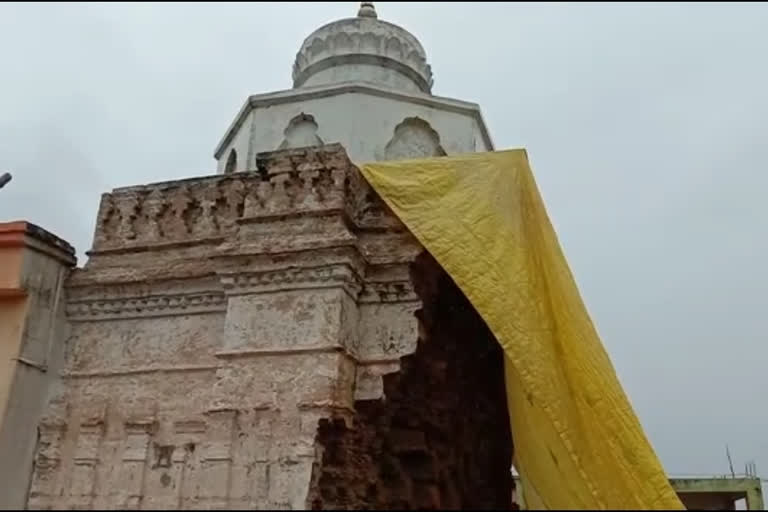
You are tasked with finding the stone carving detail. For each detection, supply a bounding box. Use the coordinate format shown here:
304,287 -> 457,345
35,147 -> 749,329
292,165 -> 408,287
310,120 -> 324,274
116,195 -> 139,241
220,263 -> 362,297
255,144 -> 349,176
27,421 -> 67,509
239,168 -> 344,219
384,117 -> 446,161
91,176 -> 250,252
173,419 -> 207,509
138,188 -> 166,241
68,418 -> 105,508
278,113 -> 324,150
359,280 -> 417,304
195,183 -> 221,236
90,145 -> 383,252
222,178 -> 246,228
66,292 -> 226,321
242,147 -> 352,219
198,410 -> 237,508
120,419 -> 155,508
26,404 -> 335,510
165,185 -> 192,238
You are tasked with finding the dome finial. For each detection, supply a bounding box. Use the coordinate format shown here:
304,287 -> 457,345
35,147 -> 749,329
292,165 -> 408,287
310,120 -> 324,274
357,2 -> 377,19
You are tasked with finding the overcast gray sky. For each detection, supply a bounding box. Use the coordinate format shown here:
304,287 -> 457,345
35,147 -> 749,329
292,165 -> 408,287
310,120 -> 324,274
1,1 -> 766,483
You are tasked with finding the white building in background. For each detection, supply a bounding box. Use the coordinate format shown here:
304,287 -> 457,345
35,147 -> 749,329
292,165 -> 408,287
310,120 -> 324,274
213,2 -> 494,173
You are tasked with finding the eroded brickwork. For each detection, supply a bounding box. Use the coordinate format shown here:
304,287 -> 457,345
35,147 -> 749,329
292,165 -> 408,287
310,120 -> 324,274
308,253 -> 513,510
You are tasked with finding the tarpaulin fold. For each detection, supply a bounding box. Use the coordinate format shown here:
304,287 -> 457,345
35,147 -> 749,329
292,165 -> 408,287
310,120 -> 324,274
359,149 -> 683,510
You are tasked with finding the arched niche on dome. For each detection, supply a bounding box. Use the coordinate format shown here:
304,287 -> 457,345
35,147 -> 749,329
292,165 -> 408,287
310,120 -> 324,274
224,149 -> 237,174
278,113 -> 325,150
384,117 -> 446,161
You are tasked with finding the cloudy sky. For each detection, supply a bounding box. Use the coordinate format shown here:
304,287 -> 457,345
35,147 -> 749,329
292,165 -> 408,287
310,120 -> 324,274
1,1 -> 766,485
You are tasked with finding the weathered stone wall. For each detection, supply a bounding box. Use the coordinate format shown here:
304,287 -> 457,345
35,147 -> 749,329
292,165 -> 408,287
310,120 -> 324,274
24,144 -> 512,509
25,145 -> 427,509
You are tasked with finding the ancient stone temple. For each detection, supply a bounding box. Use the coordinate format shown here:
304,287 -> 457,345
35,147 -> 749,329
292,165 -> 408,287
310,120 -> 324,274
0,3 -> 514,509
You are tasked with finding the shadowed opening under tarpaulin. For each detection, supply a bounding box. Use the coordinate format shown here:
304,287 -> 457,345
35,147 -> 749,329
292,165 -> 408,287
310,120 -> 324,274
359,149 -> 684,510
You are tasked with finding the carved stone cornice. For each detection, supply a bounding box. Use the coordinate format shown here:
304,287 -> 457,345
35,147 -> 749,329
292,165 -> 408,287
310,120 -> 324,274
66,291 -> 226,322
254,143 -> 350,176
75,144 -> 424,309
219,263 -> 363,299
359,280 -> 418,304
89,145 -> 364,254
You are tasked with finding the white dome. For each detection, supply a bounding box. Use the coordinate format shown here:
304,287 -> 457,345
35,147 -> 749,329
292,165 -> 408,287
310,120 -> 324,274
292,2 -> 434,94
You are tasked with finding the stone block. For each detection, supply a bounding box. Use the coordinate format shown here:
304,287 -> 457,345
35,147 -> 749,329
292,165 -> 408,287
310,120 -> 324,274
222,289 -> 346,353
357,302 -> 419,360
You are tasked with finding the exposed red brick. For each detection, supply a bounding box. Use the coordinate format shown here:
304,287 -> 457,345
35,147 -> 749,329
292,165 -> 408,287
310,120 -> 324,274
388,428 -> 428,454
309,252 -> 514,510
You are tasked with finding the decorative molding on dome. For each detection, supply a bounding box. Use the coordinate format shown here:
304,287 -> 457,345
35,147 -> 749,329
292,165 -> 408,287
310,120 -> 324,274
292,18 -> 433,94
278,113 -> 324,150
384,117 -> 446,160
213,82 -> 494,160
294,54 -> 432,94
66,292 -> 226,321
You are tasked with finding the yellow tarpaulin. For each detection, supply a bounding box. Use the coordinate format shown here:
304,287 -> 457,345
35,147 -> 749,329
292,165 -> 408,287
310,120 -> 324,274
360,149 -> 683,510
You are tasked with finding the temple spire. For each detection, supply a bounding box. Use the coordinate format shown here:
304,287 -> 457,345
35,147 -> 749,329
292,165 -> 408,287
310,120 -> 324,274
357,2 -> 377,19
